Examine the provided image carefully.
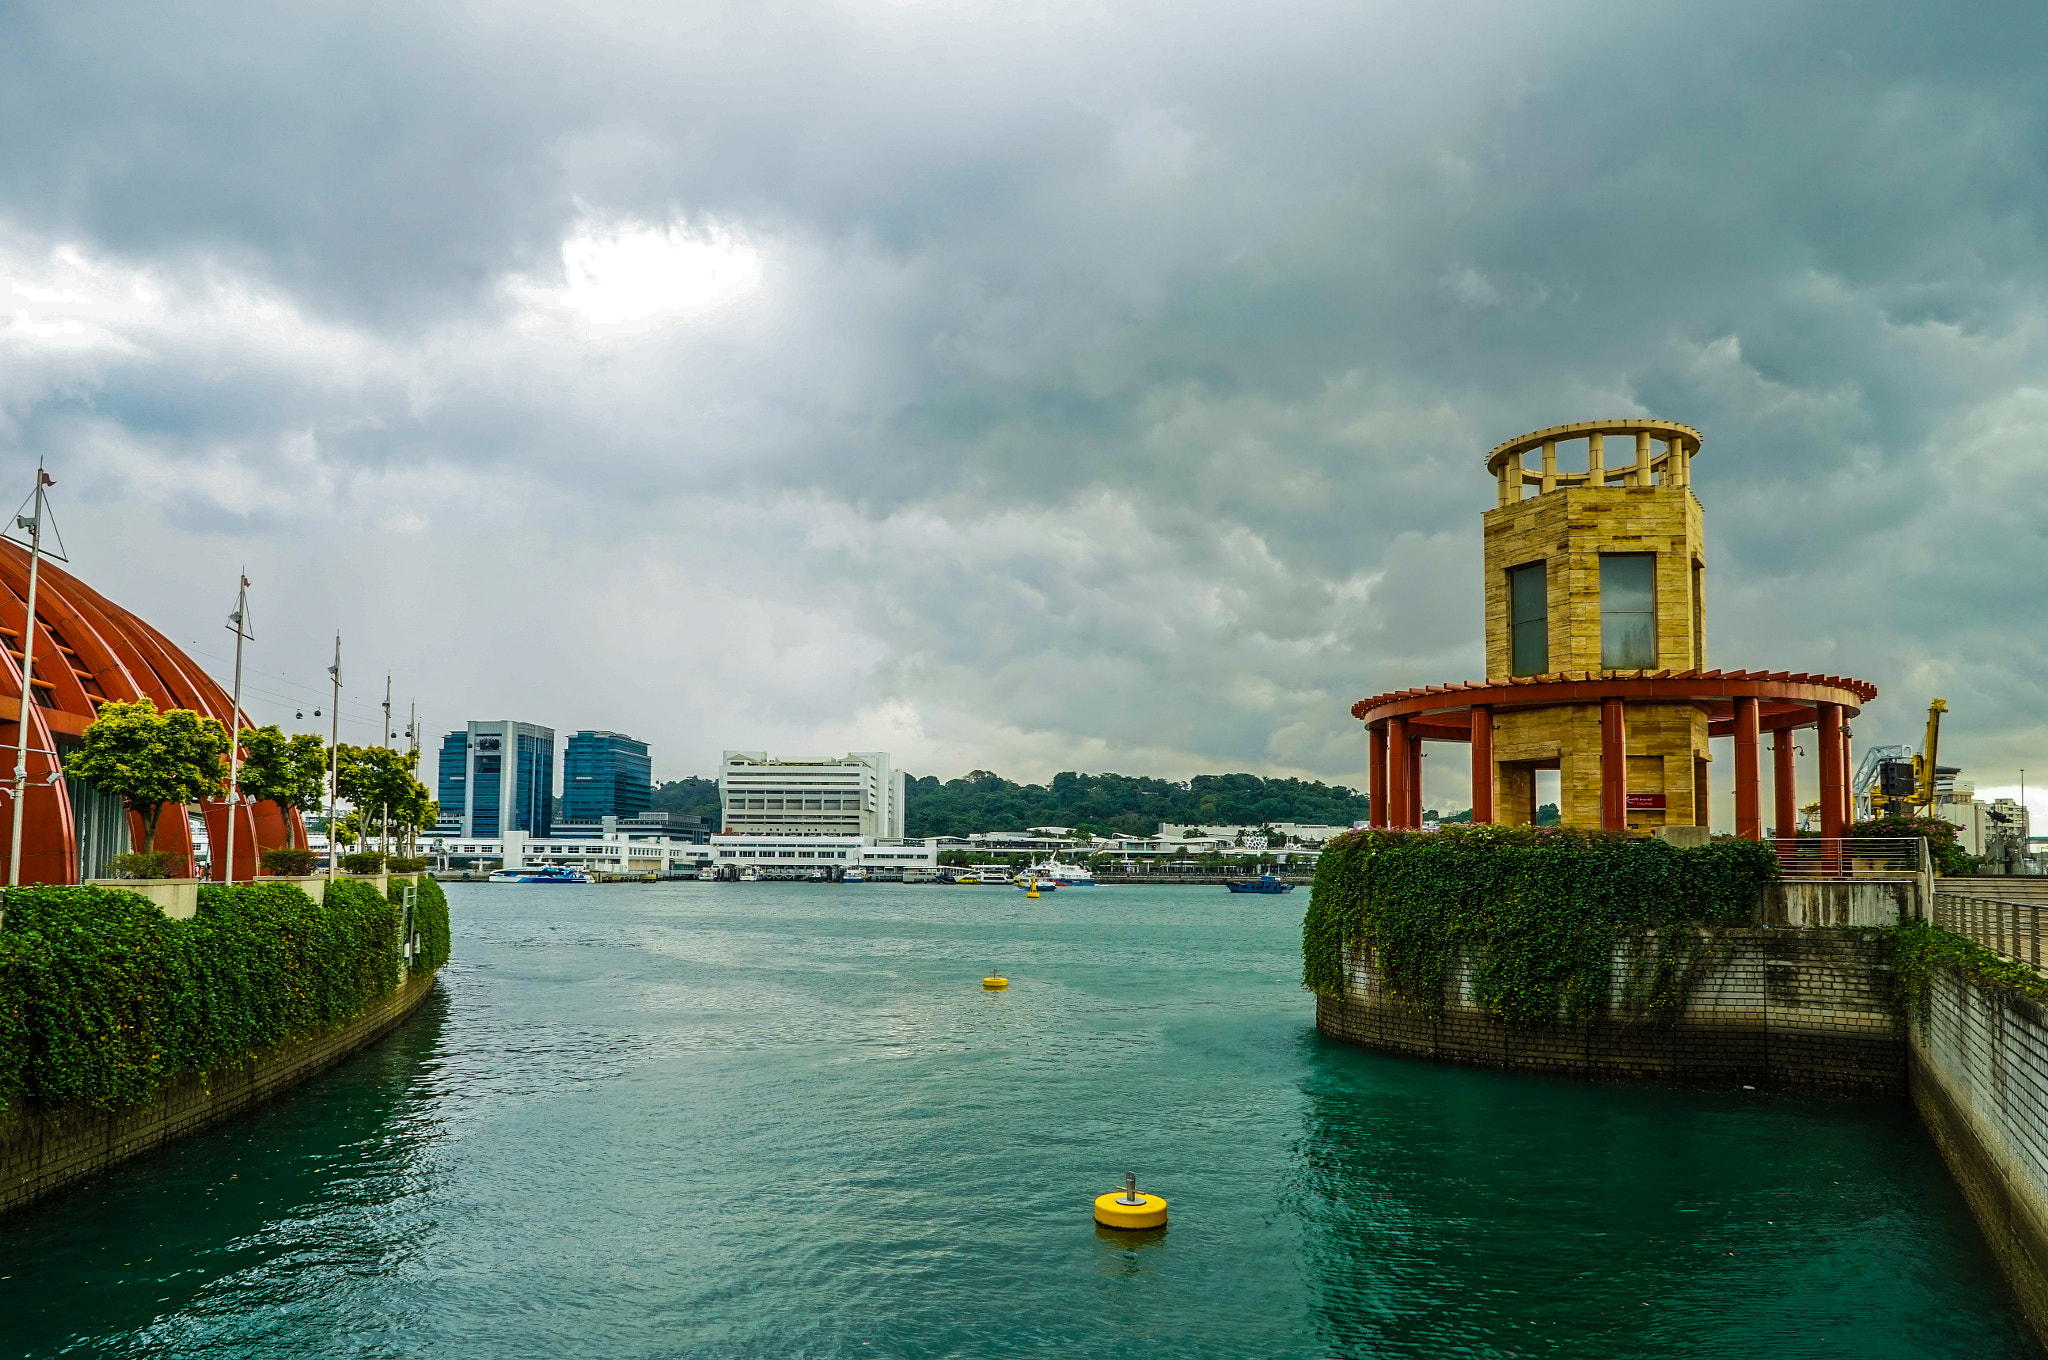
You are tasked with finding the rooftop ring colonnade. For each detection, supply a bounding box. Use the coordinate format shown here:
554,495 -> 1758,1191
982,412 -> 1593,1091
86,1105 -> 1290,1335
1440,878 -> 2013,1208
1353,670 -> 1877,844
1487,419 -> 1703,505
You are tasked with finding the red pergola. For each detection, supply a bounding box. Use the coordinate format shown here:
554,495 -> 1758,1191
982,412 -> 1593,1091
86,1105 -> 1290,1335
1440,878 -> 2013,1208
0,540 -> 306,883
1351,669 -> 1878,839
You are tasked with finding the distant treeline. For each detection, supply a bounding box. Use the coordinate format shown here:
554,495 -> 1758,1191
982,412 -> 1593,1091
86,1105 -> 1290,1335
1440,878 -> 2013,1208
654,770 -> 1554,836
903,770 -> 1370,838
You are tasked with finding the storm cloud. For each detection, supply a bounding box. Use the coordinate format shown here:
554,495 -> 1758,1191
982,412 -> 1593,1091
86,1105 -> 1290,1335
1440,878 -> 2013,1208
2,0 -> 2043,822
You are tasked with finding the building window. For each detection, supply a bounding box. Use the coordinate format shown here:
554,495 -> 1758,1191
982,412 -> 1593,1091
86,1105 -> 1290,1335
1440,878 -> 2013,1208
1600,553 -> 1657,670
1690,557 -> 1704,667
1508,562 -> 1548,676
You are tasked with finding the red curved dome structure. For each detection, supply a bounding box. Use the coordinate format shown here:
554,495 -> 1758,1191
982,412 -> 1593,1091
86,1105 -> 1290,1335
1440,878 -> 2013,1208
0,540 -> 304,884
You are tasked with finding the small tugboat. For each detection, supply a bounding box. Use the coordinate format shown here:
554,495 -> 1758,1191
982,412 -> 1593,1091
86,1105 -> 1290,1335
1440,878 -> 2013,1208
1224,872 -> 1293,894
696,866 -> 717,881
738,866 -> 759,882
488,864 -> 595,884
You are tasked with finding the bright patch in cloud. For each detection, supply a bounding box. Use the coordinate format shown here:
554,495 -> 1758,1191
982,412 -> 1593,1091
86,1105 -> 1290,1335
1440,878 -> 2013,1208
555,218 -> 762,326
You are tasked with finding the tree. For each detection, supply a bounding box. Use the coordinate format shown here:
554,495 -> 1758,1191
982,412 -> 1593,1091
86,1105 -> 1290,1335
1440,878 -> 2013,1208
234,726 -> 329,847
335,745 -> 433,854
67,700 -> 230,858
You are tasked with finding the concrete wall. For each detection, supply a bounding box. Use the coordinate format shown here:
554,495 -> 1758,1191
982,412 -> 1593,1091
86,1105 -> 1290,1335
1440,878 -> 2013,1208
1318,928 -> 1903,1090
0,969 -> 438,1217
1910,969 -> 2048,1344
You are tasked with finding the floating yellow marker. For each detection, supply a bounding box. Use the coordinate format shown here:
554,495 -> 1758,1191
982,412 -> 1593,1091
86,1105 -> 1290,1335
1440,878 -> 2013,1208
1026,875 -> 1040,898
1093,1172 -> 1167,1230
983,973 -> 1008,989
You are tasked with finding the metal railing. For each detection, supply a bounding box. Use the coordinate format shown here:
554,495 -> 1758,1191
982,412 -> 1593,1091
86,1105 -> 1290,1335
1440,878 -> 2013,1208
1771,837 -> 1925,880
1936,892 -> 2047,971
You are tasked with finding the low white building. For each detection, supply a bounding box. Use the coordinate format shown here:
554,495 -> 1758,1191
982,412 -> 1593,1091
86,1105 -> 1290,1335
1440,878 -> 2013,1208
425,824 -> 715,875
707,836 -> 939,868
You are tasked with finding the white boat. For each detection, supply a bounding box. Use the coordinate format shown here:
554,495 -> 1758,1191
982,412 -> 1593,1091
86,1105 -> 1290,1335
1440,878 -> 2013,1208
843,867 -> 868,882
738,866 -> 758,882
807,868 -> 826,881
696,867 -> 716,881
1030,858 -> 1096,885
957,866 -> 1013,884
488,865 -> 594,884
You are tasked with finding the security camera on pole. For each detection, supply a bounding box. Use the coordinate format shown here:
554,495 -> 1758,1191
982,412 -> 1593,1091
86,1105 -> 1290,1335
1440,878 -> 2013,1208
327,635 -> 342,882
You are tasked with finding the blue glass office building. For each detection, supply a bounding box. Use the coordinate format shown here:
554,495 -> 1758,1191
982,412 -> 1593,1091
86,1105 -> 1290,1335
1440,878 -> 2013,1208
436,721 -> 556,838
563,731 -> 652,822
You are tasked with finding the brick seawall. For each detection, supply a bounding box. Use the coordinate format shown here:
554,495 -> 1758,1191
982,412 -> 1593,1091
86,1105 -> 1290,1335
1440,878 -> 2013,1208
0,969 -> 440,1217
1316,929 -> 1903,1091
1910,969 -> 2048,1344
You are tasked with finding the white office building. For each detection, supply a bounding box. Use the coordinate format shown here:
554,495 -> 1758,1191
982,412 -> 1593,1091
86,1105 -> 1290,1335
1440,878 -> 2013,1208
719,750 -> 906,838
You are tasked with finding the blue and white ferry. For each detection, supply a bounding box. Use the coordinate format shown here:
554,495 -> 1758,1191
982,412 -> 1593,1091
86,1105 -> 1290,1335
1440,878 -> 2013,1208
488,865 -> 595,884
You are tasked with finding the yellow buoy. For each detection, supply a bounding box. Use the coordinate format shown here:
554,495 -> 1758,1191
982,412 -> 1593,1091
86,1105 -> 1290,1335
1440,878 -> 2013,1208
983,975 -> 1008,989
1093,1172 -> 1168,1230
1026,875 -> 1039,898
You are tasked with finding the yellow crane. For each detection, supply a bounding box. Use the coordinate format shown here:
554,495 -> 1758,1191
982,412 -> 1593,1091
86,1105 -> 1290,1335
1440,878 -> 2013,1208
1908,698 -> 1948,813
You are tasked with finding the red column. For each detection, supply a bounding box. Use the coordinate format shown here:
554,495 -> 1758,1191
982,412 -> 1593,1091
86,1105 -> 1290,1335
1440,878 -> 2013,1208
1368,723 -> 1388,829
1819,703 -> 1845,873
1819,705 -> 1845,836
1772,727 -> 1796,840
1386,716 -> 1409,829
1470,705 -> 1494,824
1408,738 -> 1424,826
1733,696 -> 1761,841
1842,725 -> 1855,827
1601,697 -> 1628,831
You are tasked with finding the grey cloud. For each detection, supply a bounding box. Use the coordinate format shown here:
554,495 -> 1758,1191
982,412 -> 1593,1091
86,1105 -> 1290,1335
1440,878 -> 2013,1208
0,0 -> 2044,807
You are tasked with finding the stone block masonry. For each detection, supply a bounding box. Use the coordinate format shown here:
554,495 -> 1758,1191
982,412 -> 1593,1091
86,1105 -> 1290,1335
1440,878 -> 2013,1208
0,969 -> 439,1217
1317,929 -> 1903,1091
1910,970 -> 2048,1344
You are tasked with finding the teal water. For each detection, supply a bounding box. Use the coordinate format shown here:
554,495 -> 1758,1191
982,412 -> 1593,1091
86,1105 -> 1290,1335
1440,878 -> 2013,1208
0,882 -> 2035,1358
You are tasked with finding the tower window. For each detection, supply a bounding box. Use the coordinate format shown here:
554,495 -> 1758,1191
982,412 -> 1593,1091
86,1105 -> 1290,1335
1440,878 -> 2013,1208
1508,562 -> 1548,676
1600,553 -> 1657,670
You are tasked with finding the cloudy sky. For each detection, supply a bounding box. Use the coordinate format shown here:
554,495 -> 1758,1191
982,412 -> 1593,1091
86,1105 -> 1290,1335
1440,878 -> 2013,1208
2,0 -> 2043,824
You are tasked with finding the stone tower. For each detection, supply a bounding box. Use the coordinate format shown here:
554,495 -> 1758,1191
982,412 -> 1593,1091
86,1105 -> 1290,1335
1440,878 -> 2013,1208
1351,419 -> 1874,842
1480,420 -> 1706,829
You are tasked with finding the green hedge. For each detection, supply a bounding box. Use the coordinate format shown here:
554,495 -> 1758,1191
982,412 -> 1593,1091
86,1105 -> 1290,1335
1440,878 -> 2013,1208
1303,826 -> 1779,1025
0,876 -> 448,1118
1889,919 -> 2048,1018
389,875 -> 450,974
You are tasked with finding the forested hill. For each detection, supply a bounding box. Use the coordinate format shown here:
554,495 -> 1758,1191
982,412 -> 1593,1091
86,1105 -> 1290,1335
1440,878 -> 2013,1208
653,769 -> 1372,837
650,776 -> 722,823
903,771 -> 1369,838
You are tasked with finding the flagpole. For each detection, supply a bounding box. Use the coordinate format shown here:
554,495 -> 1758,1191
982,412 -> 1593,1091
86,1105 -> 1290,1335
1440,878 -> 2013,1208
382,673 -> 392,858
223,575 -> 251,883
8,466 -> 50,887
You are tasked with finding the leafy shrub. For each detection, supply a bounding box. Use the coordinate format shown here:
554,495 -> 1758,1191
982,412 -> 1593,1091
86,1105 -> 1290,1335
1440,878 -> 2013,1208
108,851 -> 188,880
1302,825 -> 1780,1025
0,879 -> 426,1116
1889,919 -> 2048,1019
339,852 -> 385,874
1850,814 -> 1973,877
386,856 -> 429,873
259,847 -> 317,876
